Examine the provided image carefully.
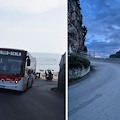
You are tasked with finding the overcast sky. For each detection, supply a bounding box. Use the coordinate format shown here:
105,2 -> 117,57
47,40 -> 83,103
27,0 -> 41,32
81,0 -> 120,58
0,0 -> 66,54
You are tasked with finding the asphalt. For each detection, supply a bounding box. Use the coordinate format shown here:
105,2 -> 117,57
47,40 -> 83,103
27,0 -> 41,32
69,60 -> 120,120
0,79 -> 65,120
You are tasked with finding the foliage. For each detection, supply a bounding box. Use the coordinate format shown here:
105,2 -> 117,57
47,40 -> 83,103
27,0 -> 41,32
109,51 -> 120,58
68,54 -> 90,69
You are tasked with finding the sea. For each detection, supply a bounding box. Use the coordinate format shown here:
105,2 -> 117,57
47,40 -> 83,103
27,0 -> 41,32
30,52 -> 63,73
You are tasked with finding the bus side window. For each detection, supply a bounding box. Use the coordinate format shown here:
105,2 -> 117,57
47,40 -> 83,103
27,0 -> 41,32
27,58 -> 31,66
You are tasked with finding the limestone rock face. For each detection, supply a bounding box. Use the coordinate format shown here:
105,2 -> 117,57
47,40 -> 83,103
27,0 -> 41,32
68,0 -> 87,54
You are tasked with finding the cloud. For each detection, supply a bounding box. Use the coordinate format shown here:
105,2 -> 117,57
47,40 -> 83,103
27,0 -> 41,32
81,0 -> 120,57
81,0 -> 120,33
0,0 -> 66,53
0,0 -> 66,13
86,40 -> 120,57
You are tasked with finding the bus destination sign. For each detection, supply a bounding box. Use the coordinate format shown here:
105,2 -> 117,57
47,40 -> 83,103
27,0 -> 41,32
0,50 -> 22,57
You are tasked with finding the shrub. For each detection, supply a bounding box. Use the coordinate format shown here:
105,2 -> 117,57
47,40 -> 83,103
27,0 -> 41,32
68,54 -> 90,69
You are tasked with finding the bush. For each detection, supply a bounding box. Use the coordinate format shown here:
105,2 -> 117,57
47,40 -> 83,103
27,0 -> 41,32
68,54 -> 90,69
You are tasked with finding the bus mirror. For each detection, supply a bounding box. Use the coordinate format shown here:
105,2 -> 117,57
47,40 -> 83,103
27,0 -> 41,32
27,59 -> 31,66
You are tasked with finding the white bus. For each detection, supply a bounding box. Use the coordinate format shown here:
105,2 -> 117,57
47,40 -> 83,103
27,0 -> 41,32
0,48 -> 36,91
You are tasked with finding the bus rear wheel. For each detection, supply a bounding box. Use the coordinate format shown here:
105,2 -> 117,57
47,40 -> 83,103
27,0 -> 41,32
26,79 -> 29,89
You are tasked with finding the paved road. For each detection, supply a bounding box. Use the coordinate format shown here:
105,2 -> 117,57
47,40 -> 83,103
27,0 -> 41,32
69,61 -> 120,120
0,79 -> 65,120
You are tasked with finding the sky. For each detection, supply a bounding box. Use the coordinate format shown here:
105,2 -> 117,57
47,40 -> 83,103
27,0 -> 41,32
81,0 -> 120,58
0,0 -> 66,54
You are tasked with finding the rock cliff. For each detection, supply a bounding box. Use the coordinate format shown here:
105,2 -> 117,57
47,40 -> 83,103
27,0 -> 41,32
68,0 -> 87,54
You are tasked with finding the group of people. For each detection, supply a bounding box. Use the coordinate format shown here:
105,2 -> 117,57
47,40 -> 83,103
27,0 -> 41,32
45,70 -> 53,81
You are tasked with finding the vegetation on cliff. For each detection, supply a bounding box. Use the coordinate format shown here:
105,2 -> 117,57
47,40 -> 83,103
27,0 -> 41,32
68,54 -> 90,69
109,51 -> 120,58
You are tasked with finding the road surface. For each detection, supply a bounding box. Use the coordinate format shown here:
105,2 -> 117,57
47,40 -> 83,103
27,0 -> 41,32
69,60 -> 120,120
0,79 -> 65,120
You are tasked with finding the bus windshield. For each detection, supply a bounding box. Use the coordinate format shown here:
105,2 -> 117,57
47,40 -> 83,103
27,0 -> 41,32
0,56 -> 25,75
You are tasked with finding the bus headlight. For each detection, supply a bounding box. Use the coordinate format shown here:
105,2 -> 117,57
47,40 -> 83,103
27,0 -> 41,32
15,79 -> 19,84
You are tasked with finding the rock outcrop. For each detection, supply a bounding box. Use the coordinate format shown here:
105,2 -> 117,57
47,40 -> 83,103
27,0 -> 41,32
68,0 -> 87,54
109,51 -> 120,58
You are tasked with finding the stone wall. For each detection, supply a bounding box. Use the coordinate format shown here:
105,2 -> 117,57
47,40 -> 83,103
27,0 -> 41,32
58,53 -> 66,93
69,66 -> 90,80
68,0 -> 87,54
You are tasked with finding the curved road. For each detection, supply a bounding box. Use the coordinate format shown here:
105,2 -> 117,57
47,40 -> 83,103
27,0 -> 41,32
69,61 -> 120,120
0,79 -> 64,120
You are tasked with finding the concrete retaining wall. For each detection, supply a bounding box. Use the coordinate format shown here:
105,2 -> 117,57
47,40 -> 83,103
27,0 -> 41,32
87,57 -> 120,64
69,66 -> 90,79
105,58 -> 120,63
